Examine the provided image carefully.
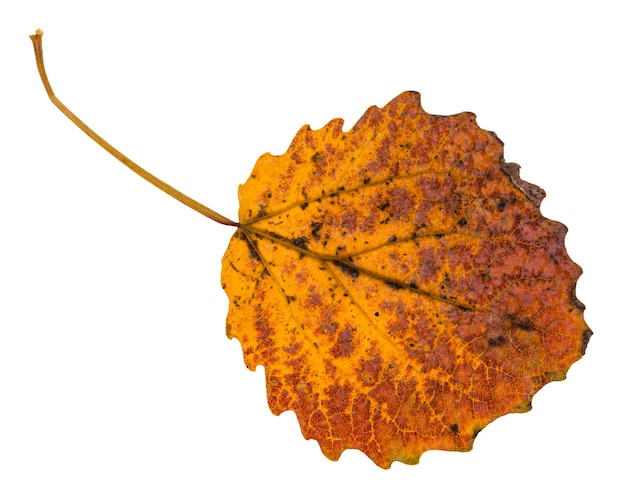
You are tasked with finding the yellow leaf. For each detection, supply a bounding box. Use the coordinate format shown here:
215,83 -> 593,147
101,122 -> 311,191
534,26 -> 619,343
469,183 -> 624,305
222,92 -> 590,468
30,32 -> 590,468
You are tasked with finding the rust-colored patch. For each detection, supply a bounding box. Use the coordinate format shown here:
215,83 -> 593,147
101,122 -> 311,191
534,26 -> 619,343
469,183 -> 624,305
331,325 -> 356,358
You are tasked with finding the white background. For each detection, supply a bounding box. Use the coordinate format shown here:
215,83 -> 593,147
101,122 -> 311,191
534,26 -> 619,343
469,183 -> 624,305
1,1 -> 623,500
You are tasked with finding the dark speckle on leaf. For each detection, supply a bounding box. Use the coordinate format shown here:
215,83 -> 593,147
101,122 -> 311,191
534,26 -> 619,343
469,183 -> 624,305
292,236 -> 309,249
507,315 -> 533,332
488,334 -> 507,347
310,221 -> 323,240
334,260 -> 360,278
240,232 -> 260,261
385,280 -> 404,290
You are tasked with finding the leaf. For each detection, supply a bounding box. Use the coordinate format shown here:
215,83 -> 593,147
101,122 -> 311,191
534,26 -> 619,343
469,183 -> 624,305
29,33 -> 590,468
221,91 -> 591,468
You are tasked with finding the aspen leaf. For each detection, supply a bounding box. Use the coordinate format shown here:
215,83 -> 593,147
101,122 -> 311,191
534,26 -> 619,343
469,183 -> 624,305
221,92 -> 591,467
31,31 -> 591,469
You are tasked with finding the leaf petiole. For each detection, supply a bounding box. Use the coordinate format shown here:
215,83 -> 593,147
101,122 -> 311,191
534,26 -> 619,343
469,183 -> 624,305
29,29 -> 239,227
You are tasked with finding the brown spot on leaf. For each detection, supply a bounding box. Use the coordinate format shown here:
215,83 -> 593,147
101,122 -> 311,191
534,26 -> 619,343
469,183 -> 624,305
331,325 -> 356,358
488,334 -> 507,347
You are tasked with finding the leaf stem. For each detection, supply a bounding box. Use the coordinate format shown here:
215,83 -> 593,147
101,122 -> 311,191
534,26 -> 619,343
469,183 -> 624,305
29,29 -> 239,227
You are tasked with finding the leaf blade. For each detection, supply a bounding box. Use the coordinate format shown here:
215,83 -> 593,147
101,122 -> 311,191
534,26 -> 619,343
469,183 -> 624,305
222,91 -> 590,467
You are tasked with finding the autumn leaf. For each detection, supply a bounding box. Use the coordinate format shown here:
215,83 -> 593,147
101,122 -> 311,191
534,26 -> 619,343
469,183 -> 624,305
31,31 -> 591,469
221,91 -> 591,467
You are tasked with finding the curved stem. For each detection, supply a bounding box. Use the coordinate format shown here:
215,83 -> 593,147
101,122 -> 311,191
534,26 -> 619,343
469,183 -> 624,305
29,29 -> 239,227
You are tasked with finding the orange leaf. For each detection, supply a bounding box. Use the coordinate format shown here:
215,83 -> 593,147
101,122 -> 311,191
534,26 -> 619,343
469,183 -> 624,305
221,91 -> 591,468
